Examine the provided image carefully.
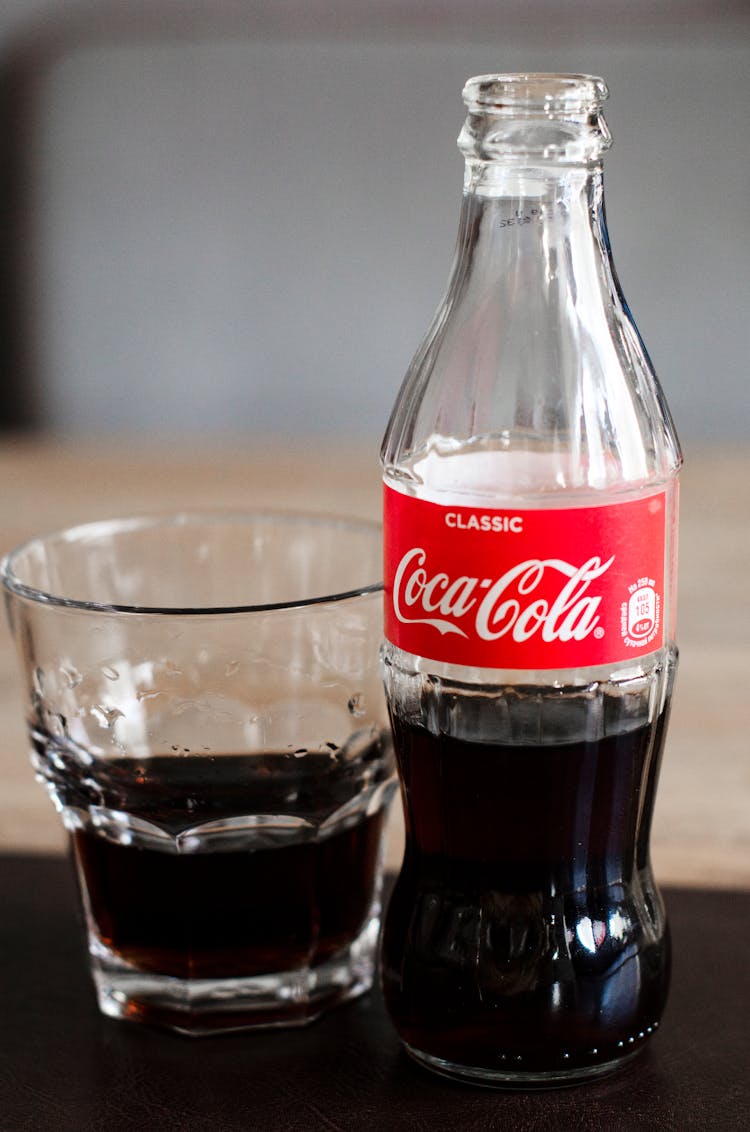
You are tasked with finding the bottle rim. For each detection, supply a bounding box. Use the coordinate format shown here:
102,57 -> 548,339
463,73 -> 608,114
459,73 -> 612,164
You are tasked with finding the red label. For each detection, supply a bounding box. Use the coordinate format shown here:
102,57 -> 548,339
384,484 -> 666,670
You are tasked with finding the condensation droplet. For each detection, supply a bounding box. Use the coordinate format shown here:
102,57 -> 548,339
347,693 -> 366,718
225,660 -> 240,677
91,704 -> 125,728
136,689 -> 162,702
102,665 -> 119,681
47,712 -> 67,738
61,665 -> 82,689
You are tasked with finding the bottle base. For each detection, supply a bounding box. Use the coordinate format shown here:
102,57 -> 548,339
402,1042 -> 645,1090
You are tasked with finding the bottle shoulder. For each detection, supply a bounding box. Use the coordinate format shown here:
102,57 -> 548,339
382,434 -> 681,501
382,179 -> 681,487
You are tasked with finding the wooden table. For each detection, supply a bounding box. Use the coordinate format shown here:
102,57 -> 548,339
0,436 -> 747,887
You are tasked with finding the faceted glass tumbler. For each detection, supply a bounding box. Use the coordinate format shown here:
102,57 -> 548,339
1,512 -> 396,1034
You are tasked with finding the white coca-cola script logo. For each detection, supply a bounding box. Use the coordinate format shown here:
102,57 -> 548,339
392,548 -> 615,643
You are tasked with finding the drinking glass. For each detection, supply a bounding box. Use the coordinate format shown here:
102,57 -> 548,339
2,511 -> 395,1034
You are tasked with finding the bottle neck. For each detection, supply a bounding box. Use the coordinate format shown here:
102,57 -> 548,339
453,73 -> 613,288
464,158 -> 601,198
449,160 -> 613,323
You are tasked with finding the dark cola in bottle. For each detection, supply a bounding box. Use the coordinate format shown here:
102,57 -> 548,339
380,74 -> 681,1086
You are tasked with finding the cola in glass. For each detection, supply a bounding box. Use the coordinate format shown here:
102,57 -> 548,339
381,73 -> 680,1086
69,749 -> 387,983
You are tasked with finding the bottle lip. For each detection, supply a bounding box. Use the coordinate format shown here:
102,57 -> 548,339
463,73 -> 608,113
459,73 -> 611,165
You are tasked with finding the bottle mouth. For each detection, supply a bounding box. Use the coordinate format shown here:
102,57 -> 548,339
463,73 -> 608,114
459,73 -> 611,166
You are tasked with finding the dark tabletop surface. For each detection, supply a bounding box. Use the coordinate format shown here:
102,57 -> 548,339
1,855 -> 748,1132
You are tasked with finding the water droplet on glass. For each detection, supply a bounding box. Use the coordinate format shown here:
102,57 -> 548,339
102,665 -> 119,681
46,711 -> 67,738
91,704 -> 125,728
225,660 -> 240,677
61,665 -> 82,689
347,693 -> 366,717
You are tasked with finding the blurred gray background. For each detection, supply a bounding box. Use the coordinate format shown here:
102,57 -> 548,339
1,1 -> 748,443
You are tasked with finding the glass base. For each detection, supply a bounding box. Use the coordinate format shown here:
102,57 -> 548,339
90,915 -> 379,1035
403,1042 -> 644,1089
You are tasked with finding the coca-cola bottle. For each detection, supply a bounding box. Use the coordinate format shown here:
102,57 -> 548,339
381,74 -> 680,1086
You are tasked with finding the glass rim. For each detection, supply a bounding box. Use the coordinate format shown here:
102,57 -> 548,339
0,509 -> 383,617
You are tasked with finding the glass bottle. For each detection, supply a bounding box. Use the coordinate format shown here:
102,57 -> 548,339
381,73 -> 681,1087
